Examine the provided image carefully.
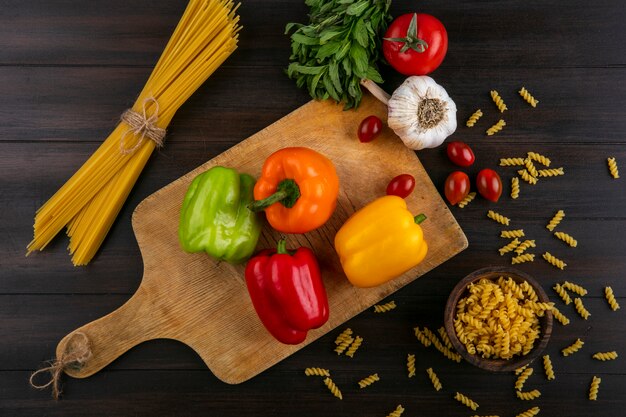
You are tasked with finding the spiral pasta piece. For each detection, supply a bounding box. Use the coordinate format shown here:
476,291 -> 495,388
403,353 -> 415,377
486,119 -> 506,136
374,300 -> 397,313
515,240 -> 536,255
304,367 -> 330,377
438,327 -> 454,350
516,389 -> 542,401
574,297 -> 591,320
543,355 -> 555,380
516,407 -> 540,417
524,158 -> 539,178
515,367 -> 534,391
357,373 -> 380,389
490,90 -> 508,112
499,238 -> 521,256
345,336 -> 363,358
538,168 -> 564,177
458,192 -> 477,208
519,87 -> 539,107
554,231 -> 577,248
561,338 -> 584,356
385,405 -> 405,417
605,286 -> 620,311
527,152 -> 551,167
422,327 -> 462,362
426,367 -> 442,391
515,365 -> 528,375
562,281 -> 587,296
334,328 -> 353,345
546,210 -> 564,231
607,157 -> 620,179
517,169 -> 538,185
501,229 -> 525,238
512,253 -> 535,264
323,377 -> 342,399
500,157 -> 526,167
553,283 -> 572,305
542,252 -> 566,270
334,336 -> 354,355
414,327 -> 432,347
511,177 -> 520,199
592,351 -> 618,361
466,109 -> 483,127
487,210 -> 511,225
589,376 -> 601,401
455,392 -> 479,410
551,306 -> 570,325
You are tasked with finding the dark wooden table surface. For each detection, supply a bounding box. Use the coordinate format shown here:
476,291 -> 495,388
2,1 -> 625,416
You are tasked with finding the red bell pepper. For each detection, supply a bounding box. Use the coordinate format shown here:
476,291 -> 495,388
244,239 -> 329,344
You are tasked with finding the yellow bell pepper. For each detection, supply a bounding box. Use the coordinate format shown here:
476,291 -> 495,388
334,195 -> 428,288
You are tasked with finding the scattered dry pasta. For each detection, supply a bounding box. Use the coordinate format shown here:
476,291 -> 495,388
515,365 -> 529,375
374,301 -> 397,313
546,210 -> 564,231
515,240 -> 536,255
516,406 -> 540,417
607,157 -> 620,179
487,210 -> 511,225
574,297 -> 591,320
516,389 -> 541,401
486,119 -> 506,136
542,252 -> 566,270
543,355 -> 555,380
500,157 -> 526,167
551,306 -> 570,325
499,238 -> 521,256
519,87 -> 539,107
562,281 -> 587,296
458,192 -> 477,208
605,287 -> 620,311
345,336 -> 363,358
517,169 -> 538,185
512,253 -> 535,264
422,327 -> 462,362
334,336 -> 354,355
501,229 -> 525,239
385,405 -> 405,417
357,373 -> 380,389
515,367 -> 534,391
334,328 -> 353,345
304,367 -> 330,377
592,351 -> 618,361
467,109 -> 484,127
426,367 -> 442,391
438,327 -> 454,350
527,152 -> 551,167
511,177 -> 520,199
589,376 -> 601,401
561,338 -> 584,356
414,327 -> 432,347
538,168 -> 564,177
323,377 -> 342,399
407,354 -> 416,377
524,158 -> 539,178
455,392 -> 479,410
553,283 -> 572,305
490,90 -> 508,112
554,231 -> 577,248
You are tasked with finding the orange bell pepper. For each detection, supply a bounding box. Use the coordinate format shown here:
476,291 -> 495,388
249,147 -> 339,234
334,195 -> 428,288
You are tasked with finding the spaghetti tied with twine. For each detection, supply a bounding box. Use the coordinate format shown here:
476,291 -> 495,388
119,96 -> 166,154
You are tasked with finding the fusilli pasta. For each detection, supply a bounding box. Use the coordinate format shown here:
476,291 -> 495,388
499,238 -> 521,256
519,87 -> 539,107
426,367 -> 442,391
466,109 -> 483,127
357,373 -> 380,388
515,365 -> 528,375
516,389 -> 541,401
501,229 -> 525,239
511,177 -> 520,199
438,327 -> 454,350
527,152 -> 551,167
543,355 -> 555,380
517,169 -> 538,185
542,252 -> 566,270
374,300 -> 397,313
345,336 -> 363,358
455,392 -> 480,410
414,327 -> 432,347
515,367 -> 533,391
553,283 -> 572,305
458,191 -> 477,208
607,157 -> 620,179
546,210 -> 564,231
515,240 -> 536,255
524,158 -> 539,178
422,327 -> 462,362
561,338 -> 584,356
562,281 -> 587,296
323,377 -> 343,399
574,297 -> 591,320
486,119 -> 506,136
304,367 -> 330,377
537,168 -> 564,177
511,253 -> 535,264
490,90 -> 508,113
551,306 -> 570,325
589,376 -> 601,401
407,354 -> 416,377
500,157 -> 526,167
516,406 -> 540,417
334,328 -> 353,345
385,405 -> 405,417
592,351 -> 618,361
334,336 -> 354,355
554,231 -> 577,248
605,286 -> 620,311
487,210 -> 511,225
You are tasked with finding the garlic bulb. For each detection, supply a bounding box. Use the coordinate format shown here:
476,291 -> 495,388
387,76 -> 457,150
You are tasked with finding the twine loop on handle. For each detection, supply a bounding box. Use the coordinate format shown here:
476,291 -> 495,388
29,332 -> 93,400
119,96 -> 166,154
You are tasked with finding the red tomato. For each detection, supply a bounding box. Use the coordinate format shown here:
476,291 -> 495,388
476,169 -> 503,202
358,115 -> 383,143
386,174 -> 416,198
444,171 -> 470,205
382,13 -> 448,76
446,141 -> 475,167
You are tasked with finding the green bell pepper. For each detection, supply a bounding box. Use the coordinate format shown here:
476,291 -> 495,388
178,166 -> 262,264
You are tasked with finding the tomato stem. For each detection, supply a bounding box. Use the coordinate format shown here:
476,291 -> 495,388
383,13 -> 429,54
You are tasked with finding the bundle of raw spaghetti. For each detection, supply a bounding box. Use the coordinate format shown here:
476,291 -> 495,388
27,0 -> 241,265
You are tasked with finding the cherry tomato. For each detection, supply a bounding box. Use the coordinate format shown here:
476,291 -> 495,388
386,174 -> 416,198
446,141 -> 475,167
444,171 -> 470,205
382,13 -> 448,76
358,115 -> 383,143
476,169 -> 503,202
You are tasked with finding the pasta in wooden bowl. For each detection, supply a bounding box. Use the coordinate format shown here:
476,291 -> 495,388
444,266 -> 553,372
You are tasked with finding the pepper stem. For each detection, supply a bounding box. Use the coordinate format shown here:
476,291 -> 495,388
276,239 -> 288,254
414,214 -> 427,224
248,179 -> 301,211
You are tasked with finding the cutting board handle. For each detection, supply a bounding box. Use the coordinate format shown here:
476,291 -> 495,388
56,286 -> 157,379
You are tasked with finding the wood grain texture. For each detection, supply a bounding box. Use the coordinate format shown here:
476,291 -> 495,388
3,0 -> 626,415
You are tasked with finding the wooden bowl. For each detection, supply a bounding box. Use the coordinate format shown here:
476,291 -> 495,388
443,266 -> 553,372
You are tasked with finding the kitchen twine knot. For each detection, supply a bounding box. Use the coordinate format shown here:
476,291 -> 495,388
119,96 -> 166,155
29,332 -> 93,400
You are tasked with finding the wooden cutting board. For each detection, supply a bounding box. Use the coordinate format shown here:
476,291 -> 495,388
57,94 -> 468,384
